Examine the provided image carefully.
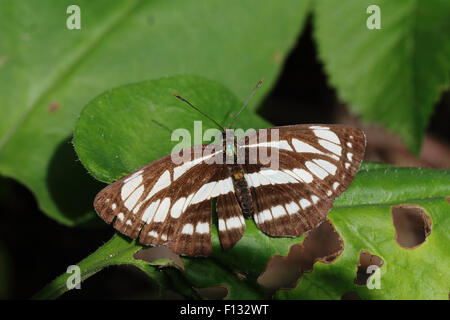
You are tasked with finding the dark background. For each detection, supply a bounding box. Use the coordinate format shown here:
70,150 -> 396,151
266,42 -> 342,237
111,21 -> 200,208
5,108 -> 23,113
1,21 -> 449,299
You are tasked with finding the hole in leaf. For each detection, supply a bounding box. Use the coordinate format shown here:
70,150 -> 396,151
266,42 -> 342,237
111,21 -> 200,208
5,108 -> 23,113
391,204 -> 432,249
341,291 -> 361,300
256,253 -> 302,291
354,250 -> 383,286
195,286 -> 229,300
258,219 -> 343,292
133,246 -> 184,269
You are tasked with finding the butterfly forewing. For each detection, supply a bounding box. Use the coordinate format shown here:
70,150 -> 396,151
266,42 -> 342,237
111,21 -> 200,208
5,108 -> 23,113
238,124 -> 365,237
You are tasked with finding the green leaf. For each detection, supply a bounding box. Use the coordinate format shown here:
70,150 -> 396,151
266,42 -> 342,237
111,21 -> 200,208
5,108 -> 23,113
0,0 -> 311,225
313,0 -> 450,154
276,167 -> 450,300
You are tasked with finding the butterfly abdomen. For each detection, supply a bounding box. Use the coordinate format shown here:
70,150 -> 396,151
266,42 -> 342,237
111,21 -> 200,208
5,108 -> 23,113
229,164 -> 254,218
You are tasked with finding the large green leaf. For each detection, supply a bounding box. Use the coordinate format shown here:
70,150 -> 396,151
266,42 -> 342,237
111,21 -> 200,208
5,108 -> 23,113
34,75 -> 449,300
313,0 -> 450,154
0,0 -> 311,225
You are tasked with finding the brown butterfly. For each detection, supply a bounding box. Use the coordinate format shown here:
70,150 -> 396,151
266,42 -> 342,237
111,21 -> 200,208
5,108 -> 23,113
94,80 -> 366,256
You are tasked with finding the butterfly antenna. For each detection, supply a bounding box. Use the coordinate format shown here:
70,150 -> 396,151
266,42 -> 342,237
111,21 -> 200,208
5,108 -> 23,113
173,94 -> 225,132
228,78 -> 264,128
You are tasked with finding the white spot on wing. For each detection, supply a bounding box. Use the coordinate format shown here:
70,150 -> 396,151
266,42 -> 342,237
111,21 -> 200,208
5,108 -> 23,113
170,197 -> 185,218
121,174 -> 143,200
347,152 -> 353,161
305,161 -> 329,180
226,216 -> 243,229
313,159 -> 337,175
218,219 -> 226,232
123,170 -> 144,183
333,182 -> 340,190
191,182 -> 216,204
153,197 -> 170,222
245,173 -> 258,188
263,210 -> 272,222
257,211 -> 265,224
211,177 -> 234,197
147,170 -> 171,200
173,151 -> 222,181
245,140 -> 293,151
181,223 -> 194,235
318,139 -> 342,156
292,168 -> 314,183
292,138 -> 325,155
124,170 -> 144,183
271,205 -> 287,218
223,177 -> 234,194
257,172 -> 271,185
148,231 -> 158,238
259,169 -> 297,185
133,201 -> 144,214
313,129 -> 340,144
124,185 -> 144,211
141,199 -> 160,223
196,222 -> 209,234
285,201 -> 300,214
117,212 -> 124,221
299,199 -> 311,209
182,193 -> 194,212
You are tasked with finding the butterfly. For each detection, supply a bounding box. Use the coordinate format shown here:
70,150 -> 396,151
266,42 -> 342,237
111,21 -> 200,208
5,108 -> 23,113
94,80 -> 366,256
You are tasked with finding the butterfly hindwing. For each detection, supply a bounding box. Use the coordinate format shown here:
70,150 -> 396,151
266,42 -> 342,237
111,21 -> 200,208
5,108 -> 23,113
167,199 -> 213,256
215,166 -> 246,250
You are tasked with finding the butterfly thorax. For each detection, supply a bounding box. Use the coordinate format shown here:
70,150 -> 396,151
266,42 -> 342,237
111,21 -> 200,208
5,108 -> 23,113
222,130 -> 254,218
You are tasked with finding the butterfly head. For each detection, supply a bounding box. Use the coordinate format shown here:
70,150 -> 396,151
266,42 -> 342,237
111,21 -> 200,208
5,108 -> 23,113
226,143 -> 236,157
223,129 -> 237,157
